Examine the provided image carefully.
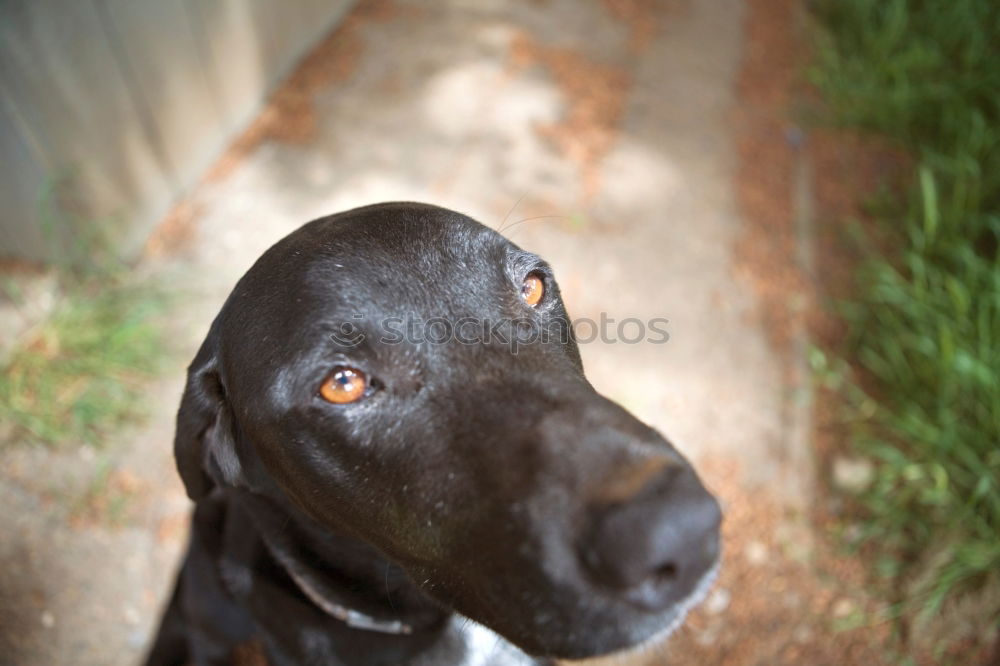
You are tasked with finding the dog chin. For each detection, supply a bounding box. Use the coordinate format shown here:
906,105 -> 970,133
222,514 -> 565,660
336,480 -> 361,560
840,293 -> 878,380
559,560 -> 721,663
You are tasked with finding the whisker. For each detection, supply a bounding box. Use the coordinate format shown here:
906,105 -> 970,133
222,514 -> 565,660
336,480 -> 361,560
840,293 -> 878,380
501,214 -> 569,236
495,194 -> 526,232
384,563 -> 396,612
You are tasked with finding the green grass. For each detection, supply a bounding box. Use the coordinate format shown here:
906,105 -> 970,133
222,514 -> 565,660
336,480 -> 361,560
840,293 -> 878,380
808,0 -> 1000,649
1,281 -> 169,446
1,177 -> 172,447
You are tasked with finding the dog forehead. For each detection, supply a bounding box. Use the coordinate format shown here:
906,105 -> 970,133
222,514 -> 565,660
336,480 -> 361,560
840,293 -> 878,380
314,226 -> 507,298
285,209 -> 525,312
216,205 -> 530,360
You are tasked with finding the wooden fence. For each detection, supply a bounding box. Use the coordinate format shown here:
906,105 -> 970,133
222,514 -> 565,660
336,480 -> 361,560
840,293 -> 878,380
0,0 -> 356,262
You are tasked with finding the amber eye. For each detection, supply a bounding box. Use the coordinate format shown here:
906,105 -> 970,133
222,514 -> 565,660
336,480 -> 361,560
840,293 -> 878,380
521,273 -> 544,307
319,366 -> 368,404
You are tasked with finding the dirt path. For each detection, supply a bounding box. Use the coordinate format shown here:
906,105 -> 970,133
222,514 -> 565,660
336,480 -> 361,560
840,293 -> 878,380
0,1 -> 887,664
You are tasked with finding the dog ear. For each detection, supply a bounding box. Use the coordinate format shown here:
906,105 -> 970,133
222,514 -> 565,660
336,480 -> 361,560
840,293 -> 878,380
174,332 -> 245,501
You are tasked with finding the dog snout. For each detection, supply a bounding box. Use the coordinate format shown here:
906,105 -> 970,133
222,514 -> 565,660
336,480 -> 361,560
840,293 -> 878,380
579,462 -> 721,611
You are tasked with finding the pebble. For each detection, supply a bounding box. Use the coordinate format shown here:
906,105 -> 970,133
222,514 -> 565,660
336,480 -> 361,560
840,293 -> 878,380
745,540 -> 768,565
832,456 -> 874,494
832,598 -> 856,618
41,611 -> 55,628
705,587 -> 731,615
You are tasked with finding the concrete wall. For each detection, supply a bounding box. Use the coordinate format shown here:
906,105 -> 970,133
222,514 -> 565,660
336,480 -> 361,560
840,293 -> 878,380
0,0 -> 355,262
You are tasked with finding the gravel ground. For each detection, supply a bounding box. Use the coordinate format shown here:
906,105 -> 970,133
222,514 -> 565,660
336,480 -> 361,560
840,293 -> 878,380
0,1 -> 896,664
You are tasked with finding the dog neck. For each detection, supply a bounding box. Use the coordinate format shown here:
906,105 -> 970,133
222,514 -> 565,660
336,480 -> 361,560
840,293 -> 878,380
283,563 -> 414,634
229,488 -> 449,634
207,489 -> 547,665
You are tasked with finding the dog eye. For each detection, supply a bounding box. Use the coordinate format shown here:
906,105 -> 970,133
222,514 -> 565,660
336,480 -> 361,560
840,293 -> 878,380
521,272 -> 544,307
320,366 -> 368,404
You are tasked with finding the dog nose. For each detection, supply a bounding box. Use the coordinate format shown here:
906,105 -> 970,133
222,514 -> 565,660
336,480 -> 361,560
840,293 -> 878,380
579,463 -> 721,611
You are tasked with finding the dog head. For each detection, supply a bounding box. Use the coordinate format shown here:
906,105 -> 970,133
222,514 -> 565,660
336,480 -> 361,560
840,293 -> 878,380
175,202 -> 720,659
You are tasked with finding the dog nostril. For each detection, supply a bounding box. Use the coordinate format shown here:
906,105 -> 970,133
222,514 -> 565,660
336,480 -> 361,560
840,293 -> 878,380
653,562 -> 677,582
579,465 -> 721,611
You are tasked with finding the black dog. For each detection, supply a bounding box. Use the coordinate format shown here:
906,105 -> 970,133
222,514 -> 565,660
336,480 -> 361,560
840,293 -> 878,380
145,202 -> 721,666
